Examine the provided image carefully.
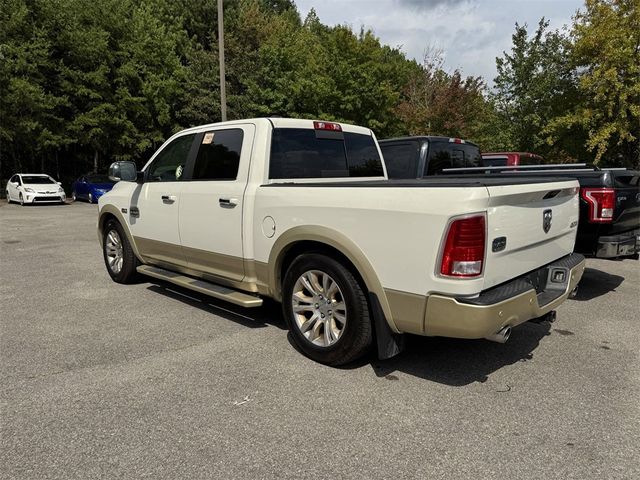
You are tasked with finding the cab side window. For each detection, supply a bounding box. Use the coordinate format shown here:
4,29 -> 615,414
147,134 -> 196,182
192,129 -> 244,181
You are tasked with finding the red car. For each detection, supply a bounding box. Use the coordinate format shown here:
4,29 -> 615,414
482,152 -> 543,166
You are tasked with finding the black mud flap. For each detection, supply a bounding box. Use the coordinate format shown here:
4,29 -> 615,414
369,293 -> 405,360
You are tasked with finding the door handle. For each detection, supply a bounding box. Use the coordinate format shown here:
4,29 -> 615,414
161,194 -> 176,203
219,197 -> 238,207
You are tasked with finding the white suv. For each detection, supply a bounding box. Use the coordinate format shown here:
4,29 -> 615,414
6,174 -> 66,205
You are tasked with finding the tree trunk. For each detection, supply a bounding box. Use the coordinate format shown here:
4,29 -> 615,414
93,150 -> 98,173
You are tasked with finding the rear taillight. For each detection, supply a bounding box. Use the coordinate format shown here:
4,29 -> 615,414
440,215 -> 486,277
313,121 -> 342,132
580,188 -> 615,223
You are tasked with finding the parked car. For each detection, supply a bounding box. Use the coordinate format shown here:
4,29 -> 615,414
380,136 -> 639,260
72,174 -> 116,203
5,173 -> 66,205
379,136 -> 482,178
99,118 -> 585,365
482,152 -> 544,167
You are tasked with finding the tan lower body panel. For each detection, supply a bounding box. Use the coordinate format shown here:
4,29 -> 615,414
424,259 -> 586,338
134,236 -> 255,288
384,289 -> 428,335
181,244 -> 245,281
135,236 -> 189,268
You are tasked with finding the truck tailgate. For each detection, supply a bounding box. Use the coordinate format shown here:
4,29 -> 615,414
483,180 -> 580,289
611,171 -> 640,235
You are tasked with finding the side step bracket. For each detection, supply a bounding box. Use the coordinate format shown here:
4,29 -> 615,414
137,265 -> 263,308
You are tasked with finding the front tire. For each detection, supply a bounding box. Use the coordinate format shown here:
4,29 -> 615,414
102,219 -> 139,283
19,193 -> 25,206
282,253 -> 372,366
6,191 -> 12,204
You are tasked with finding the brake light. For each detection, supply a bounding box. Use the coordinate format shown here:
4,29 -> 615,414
440,215 -> 486,277
313,121 -> 342,132
580,188 -> 615,223
448,138 -> 465,144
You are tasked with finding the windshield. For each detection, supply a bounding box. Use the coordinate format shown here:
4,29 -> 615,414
86,175 -> 114,184
21,176 -> 56,184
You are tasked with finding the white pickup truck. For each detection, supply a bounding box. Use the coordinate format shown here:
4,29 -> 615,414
99,118 -> 586,365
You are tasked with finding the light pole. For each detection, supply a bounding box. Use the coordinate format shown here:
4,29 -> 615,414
217,0 -> 227,121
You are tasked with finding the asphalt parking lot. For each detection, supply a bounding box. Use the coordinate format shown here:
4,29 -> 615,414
1,201 -> 639,479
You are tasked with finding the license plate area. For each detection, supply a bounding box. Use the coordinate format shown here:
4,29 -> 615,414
522,266 -> 570,307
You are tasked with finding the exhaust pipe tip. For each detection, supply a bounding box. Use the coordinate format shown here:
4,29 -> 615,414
485,326 -> 511,344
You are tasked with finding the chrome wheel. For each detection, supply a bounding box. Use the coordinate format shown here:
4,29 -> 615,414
105,229 -> 124,274
291,270 -> 347,347
72,191 -> 77,201
88,193 -> 93,203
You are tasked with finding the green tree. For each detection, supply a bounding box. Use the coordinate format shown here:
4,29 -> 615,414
493,19 -> 584,161
0,0 -> 70,177
546,0 -> 640,167
395,50 -> 494,144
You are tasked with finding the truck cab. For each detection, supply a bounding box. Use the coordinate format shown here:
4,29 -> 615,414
379,136 -> 481,178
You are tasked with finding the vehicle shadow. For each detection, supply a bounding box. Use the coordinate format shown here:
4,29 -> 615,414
146,278 -> 550,386
572,267 -> 624,302
360,321 -> 552,386
146,282 -> 287,330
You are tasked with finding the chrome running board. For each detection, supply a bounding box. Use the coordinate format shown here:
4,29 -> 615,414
137,265 -> 263,308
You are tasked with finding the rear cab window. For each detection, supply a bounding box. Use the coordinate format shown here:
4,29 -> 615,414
425,141 -> 481,176
268,125 -> 384,180
379,142 -> 421,179
482,156 -> 508,167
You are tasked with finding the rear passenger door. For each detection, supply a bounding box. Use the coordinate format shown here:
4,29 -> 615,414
179,124 -> 255,282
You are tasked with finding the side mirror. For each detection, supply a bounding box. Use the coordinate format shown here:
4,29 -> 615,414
109,161 -> 139,182
57,181 -> 62,185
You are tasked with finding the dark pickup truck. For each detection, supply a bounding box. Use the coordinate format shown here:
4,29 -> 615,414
379,136 -> 640,259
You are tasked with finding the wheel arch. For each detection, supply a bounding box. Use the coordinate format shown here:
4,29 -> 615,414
98,205 -> 143,262
267,226 -> 398,333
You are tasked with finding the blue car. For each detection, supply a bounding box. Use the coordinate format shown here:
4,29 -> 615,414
71,174 -> 115,203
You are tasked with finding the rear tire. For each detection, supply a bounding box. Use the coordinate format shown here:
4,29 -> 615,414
88,193 -> 94,204
282,253 -> 372,366
102,219 -> 139,284
72,191 -> 77,202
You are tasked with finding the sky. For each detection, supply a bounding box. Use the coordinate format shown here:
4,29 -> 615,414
294,0 -> 584,86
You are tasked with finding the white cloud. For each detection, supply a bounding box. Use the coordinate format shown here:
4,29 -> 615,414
295,0 -> 581,86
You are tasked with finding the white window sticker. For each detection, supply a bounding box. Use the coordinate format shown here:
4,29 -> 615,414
202,132 -> 215,144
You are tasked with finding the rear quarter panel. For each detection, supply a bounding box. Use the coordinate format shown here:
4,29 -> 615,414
253,185 -> 491,298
